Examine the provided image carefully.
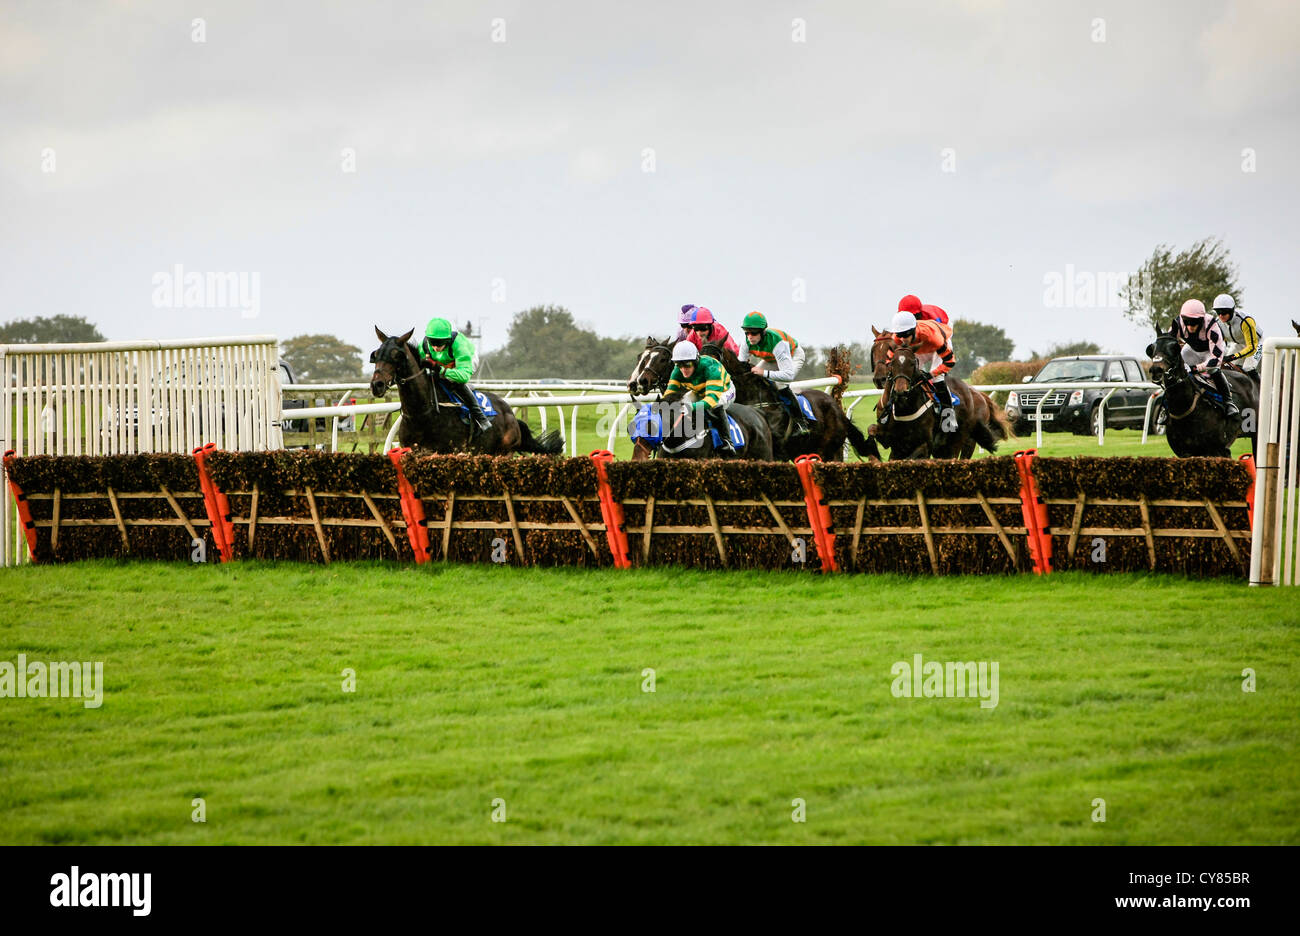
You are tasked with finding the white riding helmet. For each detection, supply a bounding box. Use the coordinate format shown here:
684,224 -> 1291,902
671,340 -> 700,363
891,311 -> 917,334
1213,293 -> 1236,313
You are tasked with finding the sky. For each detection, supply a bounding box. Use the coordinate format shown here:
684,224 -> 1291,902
2,0 -> 1298,364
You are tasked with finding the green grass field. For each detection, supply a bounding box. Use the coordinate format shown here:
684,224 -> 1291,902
2,561 -> 1296,844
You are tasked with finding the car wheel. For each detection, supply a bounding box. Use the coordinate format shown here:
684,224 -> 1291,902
1090,402 -> 1104,436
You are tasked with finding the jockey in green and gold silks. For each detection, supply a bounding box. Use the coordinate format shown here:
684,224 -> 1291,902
661,340 -> 737,454
419,317 -> 492,433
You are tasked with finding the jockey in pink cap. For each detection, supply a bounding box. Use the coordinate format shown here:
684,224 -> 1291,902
1172,298 -> 1237,417
674,304 -> 740,357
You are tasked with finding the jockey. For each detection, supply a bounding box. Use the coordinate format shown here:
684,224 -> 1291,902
738,311 -> 811,436
898,294 -> 950,326
1174,299 -> 1238,418
674,304 -> 740,358
418,317 -> 492,433
1213,294 -> 1262,377
890,310 -> 956,413
661,340 -> 737,455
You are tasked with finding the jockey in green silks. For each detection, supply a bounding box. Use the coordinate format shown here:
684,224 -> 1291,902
418,317 -> 492,433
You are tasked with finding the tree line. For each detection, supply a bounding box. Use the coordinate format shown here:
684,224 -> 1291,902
1,237 -> 1240,385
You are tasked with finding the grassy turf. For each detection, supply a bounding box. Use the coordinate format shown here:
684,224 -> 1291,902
1,561 -> 1296,844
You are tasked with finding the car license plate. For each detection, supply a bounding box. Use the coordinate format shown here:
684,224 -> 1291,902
1027,413 -> 1054,422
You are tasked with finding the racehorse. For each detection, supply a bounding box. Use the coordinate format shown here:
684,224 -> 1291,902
1146,327 -> 1258,458
869,328 -> 1011,459
630,399 -> 774,461
876,345 -> 1011,459
369,326 -> 564,455
703,341 -> 872,462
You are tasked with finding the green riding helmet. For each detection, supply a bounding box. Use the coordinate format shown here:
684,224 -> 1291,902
742,311 -> 768,330
422,317 -> 455,356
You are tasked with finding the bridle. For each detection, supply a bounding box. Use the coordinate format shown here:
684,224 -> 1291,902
630,342 -> 673,396
1149,335 -> 1202,420
881,348 -> 934,423
374,341 -> 435,420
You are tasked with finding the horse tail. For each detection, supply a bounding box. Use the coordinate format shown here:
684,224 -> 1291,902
843,415 -> 875,458
985,397 -> 1015,442
517,423 -> 565,455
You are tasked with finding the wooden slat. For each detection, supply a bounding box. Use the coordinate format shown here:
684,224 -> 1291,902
642,495 -> 655,563
441,490 -> 456,560
1204,498 -> 1243,568
35,518 -> 212,528
1138,494 -> 1156,570
1067,491 -> 1087,560
502,490 -> 526,565
304,487 -> 330,564
760,493 -> 798,547
560,495 -> 601,558
703,494 -> 727,566
105,486 -> 130,551
248,483 -> 260,551
976,491 -> 1018,564
159,484 -> 199,543
51,487 -> 62,553
624,524 -> 815,536
1046,527 -> 1249,539
361,489 -> 400,556
851,496 -> 867,570
916,490 -> 938,574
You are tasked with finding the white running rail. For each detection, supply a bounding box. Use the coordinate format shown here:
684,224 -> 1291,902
1250,338 -> 1300,586
2,336 -> 283,567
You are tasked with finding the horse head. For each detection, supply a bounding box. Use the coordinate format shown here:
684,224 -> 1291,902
871,326 -> 901,389
370,326 -> 420,397
885,344 -> 924,399
628,336 -> 673,396
1146,324 -> 1183,386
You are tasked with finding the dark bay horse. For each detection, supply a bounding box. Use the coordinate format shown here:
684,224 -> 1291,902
870,328 -> 1011,459
876,345 -> 1011,459
703,341 -> 871,462
369,326 -> 563,455
1146,328 -> 1258,458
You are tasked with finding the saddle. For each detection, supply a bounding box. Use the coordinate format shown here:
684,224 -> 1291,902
777,393 -> 819,422
440,385 -> 497,421
922,378 -> 960,409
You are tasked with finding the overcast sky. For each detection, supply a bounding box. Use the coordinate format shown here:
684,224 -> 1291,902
2,0 -> 1297,364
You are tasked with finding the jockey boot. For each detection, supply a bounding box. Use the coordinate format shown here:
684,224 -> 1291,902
460,383 -> 494,434
1212,370 -> 1239,419
931,374 -> 954,414
707,407 -> 737,456
776,384 -> 811,435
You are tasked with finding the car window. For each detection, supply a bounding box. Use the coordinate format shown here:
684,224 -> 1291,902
1123,360 -> 1143,382
1035,360 -> 1104,382
1106,362 -> 1124,381
278,364 -> 293,385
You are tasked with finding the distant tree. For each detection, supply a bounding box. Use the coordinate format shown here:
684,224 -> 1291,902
281,334 -> 364,382
0,315 -> 105,344
1030,340 -> 1103,359
1120,237 -> 1241,333
949,319 -> 1014,379
480,306 -> 642,379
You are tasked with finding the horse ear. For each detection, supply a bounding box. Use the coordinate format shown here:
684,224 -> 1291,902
871,326 -> 881,338
398,328 -> 415,345
375,325 -> 389,343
